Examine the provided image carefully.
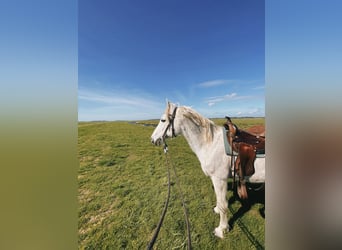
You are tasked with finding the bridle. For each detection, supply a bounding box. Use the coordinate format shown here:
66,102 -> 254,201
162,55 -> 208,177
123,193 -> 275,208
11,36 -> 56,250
162,106 -> 178,142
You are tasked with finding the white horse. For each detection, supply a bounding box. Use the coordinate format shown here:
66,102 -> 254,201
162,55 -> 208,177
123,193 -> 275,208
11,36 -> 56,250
151,101 -> 265,238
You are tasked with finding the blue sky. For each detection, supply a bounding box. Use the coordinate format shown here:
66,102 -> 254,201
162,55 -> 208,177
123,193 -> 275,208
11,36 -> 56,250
79,0 -> 265,121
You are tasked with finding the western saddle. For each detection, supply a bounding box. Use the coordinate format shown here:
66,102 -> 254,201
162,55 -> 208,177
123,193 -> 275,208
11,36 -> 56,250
223,116 -> 265,200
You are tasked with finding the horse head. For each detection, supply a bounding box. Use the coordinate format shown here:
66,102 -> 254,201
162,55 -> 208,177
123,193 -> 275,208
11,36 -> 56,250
151,101 -> 179,146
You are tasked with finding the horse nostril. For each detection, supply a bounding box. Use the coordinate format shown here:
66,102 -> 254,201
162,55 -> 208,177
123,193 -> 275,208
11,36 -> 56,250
151,137 -> 162,146
156,138 -> 161,146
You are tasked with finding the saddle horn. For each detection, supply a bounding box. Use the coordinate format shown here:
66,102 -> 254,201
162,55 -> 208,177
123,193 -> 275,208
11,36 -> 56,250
225,116 -> 232,123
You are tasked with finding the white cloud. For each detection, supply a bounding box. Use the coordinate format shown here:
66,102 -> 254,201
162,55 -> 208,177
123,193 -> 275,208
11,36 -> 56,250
253,85 -> 265,90
204,92 -> 251,106
234,107 -> 264,117
79,88 -> 160,107
248,108 -> 259,114
197,79 -> 232,88
197,106 -> 264,118
78,87 -> 164,121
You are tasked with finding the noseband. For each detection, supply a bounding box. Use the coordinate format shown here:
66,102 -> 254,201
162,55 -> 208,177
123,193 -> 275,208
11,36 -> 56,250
162,106 -> 178,141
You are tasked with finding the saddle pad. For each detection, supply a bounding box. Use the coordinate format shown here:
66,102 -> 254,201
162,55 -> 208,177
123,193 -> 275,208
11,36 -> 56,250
222,127 -> 238,156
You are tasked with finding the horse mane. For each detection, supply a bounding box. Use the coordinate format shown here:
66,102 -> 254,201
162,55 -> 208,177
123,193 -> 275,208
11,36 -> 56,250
180,106 -> 216,143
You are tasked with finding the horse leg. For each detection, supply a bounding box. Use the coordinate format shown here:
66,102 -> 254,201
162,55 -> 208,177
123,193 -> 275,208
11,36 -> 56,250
211,176 -> 228,238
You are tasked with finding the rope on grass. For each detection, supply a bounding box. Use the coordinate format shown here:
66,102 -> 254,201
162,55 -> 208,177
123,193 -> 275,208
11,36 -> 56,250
147,144 -> 192,250
166,150 -> 192,250
146,146 -> 171,250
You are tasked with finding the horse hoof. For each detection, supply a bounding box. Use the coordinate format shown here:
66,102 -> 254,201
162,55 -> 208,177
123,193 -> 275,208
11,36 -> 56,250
213,227 -> 225,239
213,206 -> 220,214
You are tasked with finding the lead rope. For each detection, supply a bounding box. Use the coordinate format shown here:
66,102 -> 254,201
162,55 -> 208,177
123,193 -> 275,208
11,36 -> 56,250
146,144 -> 171,250
165,144 -> 192,250
147,143 -> 192,250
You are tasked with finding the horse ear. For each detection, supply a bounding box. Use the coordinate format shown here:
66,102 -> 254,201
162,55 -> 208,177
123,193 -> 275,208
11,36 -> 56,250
165,98 -> 169,106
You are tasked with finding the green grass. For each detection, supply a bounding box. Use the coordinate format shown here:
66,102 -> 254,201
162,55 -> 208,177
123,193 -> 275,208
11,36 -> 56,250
78,118 -> 265,249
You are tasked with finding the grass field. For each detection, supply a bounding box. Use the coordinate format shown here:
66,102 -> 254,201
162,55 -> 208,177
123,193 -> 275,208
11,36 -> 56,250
78,118 -> 265,249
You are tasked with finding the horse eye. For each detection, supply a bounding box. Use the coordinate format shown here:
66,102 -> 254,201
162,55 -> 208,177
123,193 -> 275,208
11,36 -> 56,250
161,119 -> 166,122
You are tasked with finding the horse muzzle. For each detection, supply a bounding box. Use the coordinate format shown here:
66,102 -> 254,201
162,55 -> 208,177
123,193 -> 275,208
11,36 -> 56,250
151,137 -> 163,146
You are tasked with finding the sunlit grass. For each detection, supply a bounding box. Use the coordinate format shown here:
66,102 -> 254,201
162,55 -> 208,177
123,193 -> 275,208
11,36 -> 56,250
78,118 -> 265,249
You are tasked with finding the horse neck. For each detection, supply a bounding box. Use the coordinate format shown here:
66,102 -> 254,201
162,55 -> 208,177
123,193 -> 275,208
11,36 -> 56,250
177,116 -> 217,159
